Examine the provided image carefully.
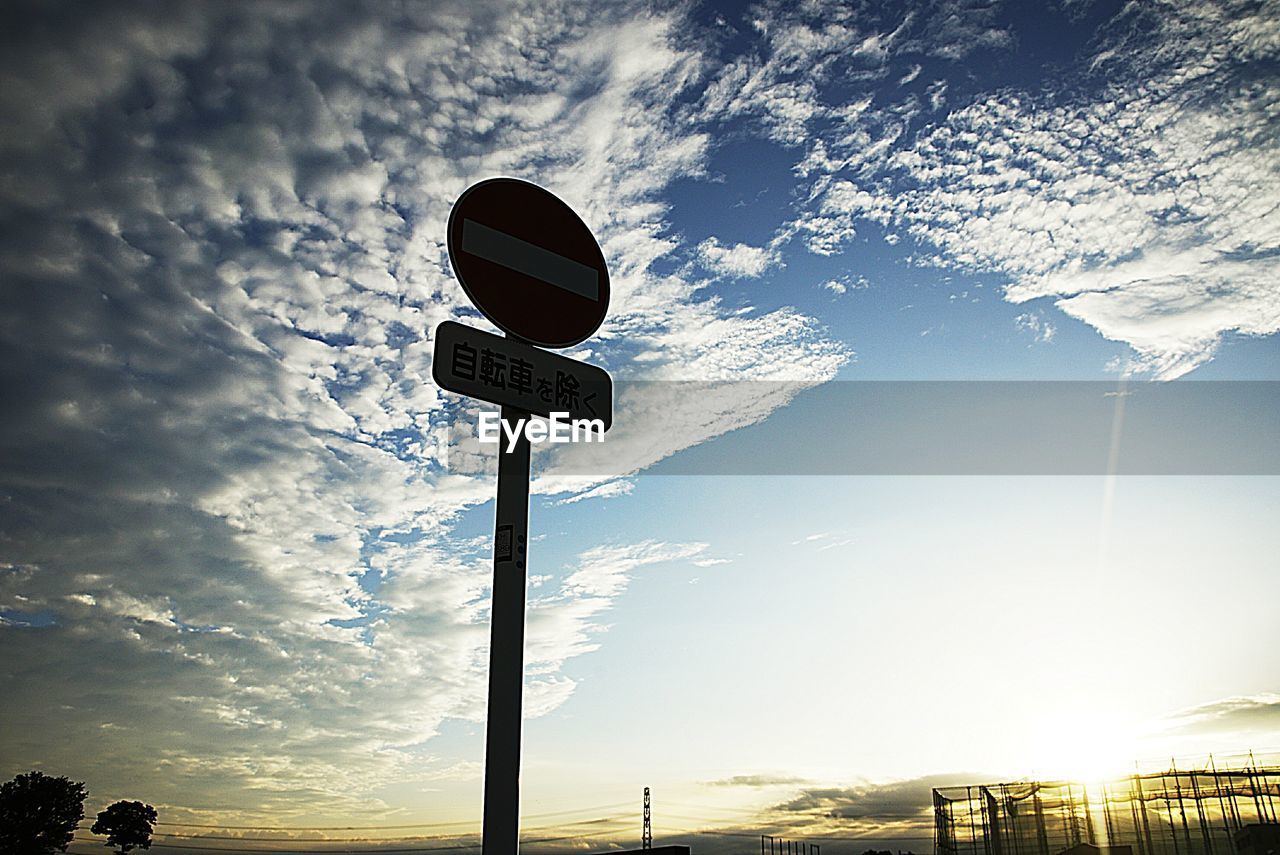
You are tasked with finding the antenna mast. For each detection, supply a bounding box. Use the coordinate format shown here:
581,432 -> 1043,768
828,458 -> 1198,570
643,786 -> 652,850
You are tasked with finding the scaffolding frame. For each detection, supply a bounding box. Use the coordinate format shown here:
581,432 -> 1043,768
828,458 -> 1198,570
935,756 -> 1279,855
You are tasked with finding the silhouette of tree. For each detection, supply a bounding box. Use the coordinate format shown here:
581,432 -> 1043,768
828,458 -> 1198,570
0,771 -> 87,855
91,801 -> 157,854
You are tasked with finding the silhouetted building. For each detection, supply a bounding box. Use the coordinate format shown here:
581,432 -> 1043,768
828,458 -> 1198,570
1058,843 -> 1132,855
1235,824 -> 1280,855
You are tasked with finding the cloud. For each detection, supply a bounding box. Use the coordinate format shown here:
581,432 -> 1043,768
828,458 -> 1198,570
1015,311 -> 1056,343
524,540 -> 710,670
820,274 -> 868,295
556,540 -> 707,600
695,236 -> 782,279
693,0 -> 1013,149
12,0 -> 1274,823
694,3 -> 900,147
926,79 -> 948,112
792,532 -> 832,544
707,774 -> 811,788
0,0 -> 845,819
773,778 -> 938,821
1156,693 -> 1280,736
684,773 -> 980,843
757,773 -> 978,839
791,531 -> 853,550
790,0 -> 1280,377
554,479 -> 636,505
686,0 -> 1277,377
898,0 -> 1015,60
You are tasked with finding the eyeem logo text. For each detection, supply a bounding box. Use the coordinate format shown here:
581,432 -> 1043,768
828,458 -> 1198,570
478,412 -> 605,452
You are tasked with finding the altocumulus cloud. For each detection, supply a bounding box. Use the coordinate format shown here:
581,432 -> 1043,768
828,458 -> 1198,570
5,0 -> 1274,822
0,0 -> 843,820
691,0 -> 1278,377
780,0 -> 1280,377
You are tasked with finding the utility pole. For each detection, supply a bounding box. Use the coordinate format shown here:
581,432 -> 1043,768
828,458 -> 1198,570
643,786 -> 652,850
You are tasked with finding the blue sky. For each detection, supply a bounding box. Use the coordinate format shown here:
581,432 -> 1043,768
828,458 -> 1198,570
1,0 -> 1278,851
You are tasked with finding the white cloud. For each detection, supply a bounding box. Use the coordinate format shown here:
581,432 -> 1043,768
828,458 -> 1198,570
556,541 -> 707,601
792,0 -> 1280,377
0,0 -> 846,819
820,274 -> 868,295
695,3 -> 901,146
790,531 -> 855,552
523,540 -> 710,671
792,531 -> 832,544
695,236 -> 782,278
554,479 -> 636,505
1015,311 -> 1056,343
15,0 -> 1275,821
926,79 -> 948,112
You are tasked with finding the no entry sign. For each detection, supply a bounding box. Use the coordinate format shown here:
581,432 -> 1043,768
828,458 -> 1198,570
436,177 -> 615,855
447,177 -> 610,348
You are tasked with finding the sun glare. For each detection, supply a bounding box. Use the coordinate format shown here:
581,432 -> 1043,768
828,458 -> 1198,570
1028,711 -> 1137,784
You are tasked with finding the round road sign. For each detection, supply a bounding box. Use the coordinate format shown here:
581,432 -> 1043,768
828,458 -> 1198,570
447,177 -> 610,349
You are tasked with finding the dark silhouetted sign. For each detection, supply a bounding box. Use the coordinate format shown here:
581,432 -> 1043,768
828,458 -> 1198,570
432,321 -> 612,430
447,177 -> 610,348
438,178 -> 614,855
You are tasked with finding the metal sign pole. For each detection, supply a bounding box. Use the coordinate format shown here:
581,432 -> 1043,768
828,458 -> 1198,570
442,177 -> 613,855
482,402 -> 531,855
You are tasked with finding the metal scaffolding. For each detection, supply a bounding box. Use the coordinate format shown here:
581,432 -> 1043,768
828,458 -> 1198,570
935,756 -> 1279,855
762,834 -> 820,855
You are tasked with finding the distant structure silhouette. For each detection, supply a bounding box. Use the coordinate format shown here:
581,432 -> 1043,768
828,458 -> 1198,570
762,834 -> 819,855
644,786 -> 652,850
934,754 -> 1280,855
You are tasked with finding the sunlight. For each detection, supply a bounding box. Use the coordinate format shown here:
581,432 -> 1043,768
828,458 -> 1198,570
1028,710 -> 1137,784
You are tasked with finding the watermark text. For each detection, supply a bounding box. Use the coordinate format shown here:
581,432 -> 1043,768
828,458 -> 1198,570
478,411 -> 605,452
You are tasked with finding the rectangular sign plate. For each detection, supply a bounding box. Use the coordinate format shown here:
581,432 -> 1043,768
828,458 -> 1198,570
432,321 -> 613,431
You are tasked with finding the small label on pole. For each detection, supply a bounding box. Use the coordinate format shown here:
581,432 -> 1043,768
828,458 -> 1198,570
494,525 -> 514,562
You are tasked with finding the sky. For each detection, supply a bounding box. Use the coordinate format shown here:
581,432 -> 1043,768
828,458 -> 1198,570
1,0 -> 1278,852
